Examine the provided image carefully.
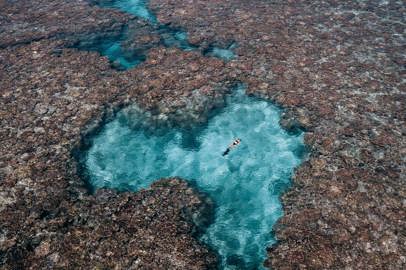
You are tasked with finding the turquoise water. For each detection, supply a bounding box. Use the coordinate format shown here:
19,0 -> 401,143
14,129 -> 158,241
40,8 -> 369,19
77,0 -> 156,69
97,0 -> 157,22
158,27 -> 197,51
84,88 -> 305,269
204,43 -> 237,61
77,38 -> 144,70
209,47 -> 235,60
77,1 -> 236,69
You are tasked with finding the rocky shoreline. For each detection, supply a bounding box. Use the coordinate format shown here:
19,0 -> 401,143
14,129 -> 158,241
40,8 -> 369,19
1,0 -> 405,269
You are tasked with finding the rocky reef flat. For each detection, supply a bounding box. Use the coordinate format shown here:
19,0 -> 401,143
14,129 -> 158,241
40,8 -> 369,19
0,0 -> 405,269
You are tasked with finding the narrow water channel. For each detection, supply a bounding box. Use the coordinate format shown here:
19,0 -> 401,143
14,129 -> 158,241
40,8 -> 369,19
77,0 -> 235,69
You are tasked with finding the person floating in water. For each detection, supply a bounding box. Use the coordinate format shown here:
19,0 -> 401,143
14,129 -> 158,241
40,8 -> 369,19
222,138 -> 241,156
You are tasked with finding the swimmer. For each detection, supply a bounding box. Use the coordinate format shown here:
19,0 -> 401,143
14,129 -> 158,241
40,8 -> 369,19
222,138 -> 241,156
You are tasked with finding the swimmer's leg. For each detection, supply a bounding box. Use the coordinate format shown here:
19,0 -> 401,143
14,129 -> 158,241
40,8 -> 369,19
222,148 -> 230,156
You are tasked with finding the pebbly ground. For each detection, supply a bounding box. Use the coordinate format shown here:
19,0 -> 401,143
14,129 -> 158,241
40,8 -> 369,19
0,0 -> 405,269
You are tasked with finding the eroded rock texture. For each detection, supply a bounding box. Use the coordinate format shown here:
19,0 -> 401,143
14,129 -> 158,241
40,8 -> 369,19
149,0 -> 405,268
0,1 -> 230,268
0,0 -> 405,269
0,0 -> 130,48
0,39 -> 222,268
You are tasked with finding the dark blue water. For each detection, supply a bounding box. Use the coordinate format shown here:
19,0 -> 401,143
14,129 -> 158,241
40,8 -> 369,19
84,88 -> 305,269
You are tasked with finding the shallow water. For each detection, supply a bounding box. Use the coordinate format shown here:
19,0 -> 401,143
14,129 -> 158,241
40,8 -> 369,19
97,0 -> 157,22
76,0 -> 236,69
208,47 -> 235,60
84,88 -> 305,269
204,43 -> 237,61
76,38 -> 145,70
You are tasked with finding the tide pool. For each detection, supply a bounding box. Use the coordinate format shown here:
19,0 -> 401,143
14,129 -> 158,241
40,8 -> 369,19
78,0 -> 236,69
83,88 -> 305,269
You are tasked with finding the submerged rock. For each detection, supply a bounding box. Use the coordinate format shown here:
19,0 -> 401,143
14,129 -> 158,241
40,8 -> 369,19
0,0 -> 130,48
123,47 -> 236,127
0,39 -> 222,268
149,0 -> 406,268
1,0 -> 405,269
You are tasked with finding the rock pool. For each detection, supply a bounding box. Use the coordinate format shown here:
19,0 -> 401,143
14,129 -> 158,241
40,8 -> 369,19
84,88 -> 305,269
